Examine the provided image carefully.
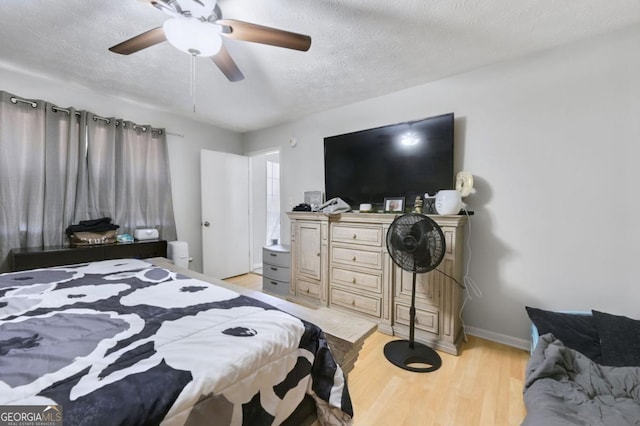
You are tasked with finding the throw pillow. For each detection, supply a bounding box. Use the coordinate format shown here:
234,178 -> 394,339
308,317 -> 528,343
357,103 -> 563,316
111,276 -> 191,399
592,310 -> 640,367
525,306 -> 602,363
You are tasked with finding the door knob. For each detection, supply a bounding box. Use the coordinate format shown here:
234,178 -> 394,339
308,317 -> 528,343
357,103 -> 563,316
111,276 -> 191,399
203,221 -> 210,227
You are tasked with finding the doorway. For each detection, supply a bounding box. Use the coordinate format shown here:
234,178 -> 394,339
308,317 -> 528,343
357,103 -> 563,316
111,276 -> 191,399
249,149 -> 281,274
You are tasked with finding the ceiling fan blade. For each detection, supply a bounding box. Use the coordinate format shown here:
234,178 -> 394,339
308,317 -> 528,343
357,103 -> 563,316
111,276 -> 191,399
109,27 -> 167,55
217,19 -> 311,52
211,45 -> 244,82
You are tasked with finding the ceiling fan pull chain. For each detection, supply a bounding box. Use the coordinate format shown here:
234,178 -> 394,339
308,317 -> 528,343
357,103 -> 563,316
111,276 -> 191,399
190,53 -> 196,113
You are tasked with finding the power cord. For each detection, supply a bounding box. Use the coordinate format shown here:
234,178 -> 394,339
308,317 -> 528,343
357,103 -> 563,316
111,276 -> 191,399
459,207 -> 481,342
435,268 -> 465,288
433,208 -> 480,343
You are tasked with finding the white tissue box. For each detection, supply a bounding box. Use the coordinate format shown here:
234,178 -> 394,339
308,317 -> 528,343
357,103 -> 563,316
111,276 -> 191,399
134,228 -> 159,240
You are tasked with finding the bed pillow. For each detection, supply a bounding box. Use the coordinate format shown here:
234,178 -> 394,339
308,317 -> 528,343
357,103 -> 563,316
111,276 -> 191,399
525,306 -> 602,363
592,310 -> 640,367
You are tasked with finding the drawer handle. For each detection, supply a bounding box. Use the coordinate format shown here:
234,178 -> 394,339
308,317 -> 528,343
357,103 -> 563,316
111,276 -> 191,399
317,252 -> 320,257
351,300 -> 356,306
352,234 -> 357,239
270,281 -> 277,285
269,253 -> 277,257
351,278 -> 356,284
306,288 -> 310,293
352,256 -> 356,261
270,267 -> 277,271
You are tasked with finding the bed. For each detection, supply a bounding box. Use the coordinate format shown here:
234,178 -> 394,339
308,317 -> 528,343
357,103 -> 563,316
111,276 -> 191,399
0,258 -> 374,425
523,307 -> 640,426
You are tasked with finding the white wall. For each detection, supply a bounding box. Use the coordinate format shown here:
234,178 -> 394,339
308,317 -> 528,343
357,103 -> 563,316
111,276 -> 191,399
0,65 -> 242,273
243,25 -> 640,346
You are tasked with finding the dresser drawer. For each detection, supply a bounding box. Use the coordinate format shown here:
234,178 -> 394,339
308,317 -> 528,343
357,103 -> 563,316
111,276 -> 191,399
330,287 -> 381,318
331,224 -> 383,247
330,266 -> 382,293
262,245 -> 290,267
262,277 -> 289,296
296,278 -> 321,299
394,303 -> 439,334
331,246 -> 382,270
263,264 -> 290,282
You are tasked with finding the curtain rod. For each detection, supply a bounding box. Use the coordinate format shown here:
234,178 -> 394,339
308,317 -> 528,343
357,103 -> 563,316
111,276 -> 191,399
10,96 -> 37,108
48,105 -> 164,135
51,105 -> 81,117
8,96 -> 166,135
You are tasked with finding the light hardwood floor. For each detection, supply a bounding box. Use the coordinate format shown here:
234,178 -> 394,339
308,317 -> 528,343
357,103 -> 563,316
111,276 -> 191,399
225,273 -> 530,425
225,273 -> 264,290
348,331 -> 529,425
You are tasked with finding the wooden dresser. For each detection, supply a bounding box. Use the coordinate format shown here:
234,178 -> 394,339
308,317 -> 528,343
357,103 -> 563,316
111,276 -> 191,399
287,212 -> 467,355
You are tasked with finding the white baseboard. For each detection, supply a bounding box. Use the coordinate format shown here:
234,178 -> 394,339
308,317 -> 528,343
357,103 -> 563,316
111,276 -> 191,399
464,326 -> 530,351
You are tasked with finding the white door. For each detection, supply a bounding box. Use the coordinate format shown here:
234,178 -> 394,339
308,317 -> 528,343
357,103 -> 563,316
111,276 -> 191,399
201,150 -> 249,278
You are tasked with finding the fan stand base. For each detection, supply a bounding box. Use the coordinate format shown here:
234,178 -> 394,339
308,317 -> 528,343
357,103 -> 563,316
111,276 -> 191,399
383,340 -> 442,373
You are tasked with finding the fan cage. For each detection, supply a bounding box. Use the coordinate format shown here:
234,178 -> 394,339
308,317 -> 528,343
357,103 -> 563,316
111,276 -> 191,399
386,213 -> 445,274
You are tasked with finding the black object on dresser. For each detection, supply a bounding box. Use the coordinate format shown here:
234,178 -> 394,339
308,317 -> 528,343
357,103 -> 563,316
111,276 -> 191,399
9,240 -> 168,272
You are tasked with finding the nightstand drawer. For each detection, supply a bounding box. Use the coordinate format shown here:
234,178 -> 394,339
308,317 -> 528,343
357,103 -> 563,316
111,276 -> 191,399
330,266 -> 382,293
330,287 -> 381,318
331,224 -> 383,247
263,264 -> 289,282
262,245 -> 290,268
331,246 -> 382,269
262,277 -> 289,296
395,303 -> 439,334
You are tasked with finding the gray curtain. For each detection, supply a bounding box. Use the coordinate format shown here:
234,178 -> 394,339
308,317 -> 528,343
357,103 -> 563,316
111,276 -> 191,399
0,91 -> 88,271
43,105 -> 89,244
86,113 -> 117,219
116,121 -> 176,241
0,91 -> 177,272
86,115 -> 177,241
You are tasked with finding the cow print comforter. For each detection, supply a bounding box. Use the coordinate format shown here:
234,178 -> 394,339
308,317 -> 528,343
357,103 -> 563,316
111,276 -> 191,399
0,259 -> 353,425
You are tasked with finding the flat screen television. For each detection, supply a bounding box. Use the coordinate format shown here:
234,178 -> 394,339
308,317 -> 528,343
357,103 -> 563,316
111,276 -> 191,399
324,112 -> 454,209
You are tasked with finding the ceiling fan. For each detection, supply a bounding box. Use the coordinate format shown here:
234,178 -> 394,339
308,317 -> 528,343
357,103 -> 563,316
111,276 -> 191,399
109,0 -> 312,82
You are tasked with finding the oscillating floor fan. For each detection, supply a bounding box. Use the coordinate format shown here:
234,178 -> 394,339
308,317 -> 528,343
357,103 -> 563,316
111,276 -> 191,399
385,213 -> 446,373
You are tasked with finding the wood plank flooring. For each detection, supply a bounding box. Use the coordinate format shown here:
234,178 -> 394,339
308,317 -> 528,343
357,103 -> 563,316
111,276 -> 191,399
348,331 -> 528,425
225,272 -> 263,290
225,273 -> 530,425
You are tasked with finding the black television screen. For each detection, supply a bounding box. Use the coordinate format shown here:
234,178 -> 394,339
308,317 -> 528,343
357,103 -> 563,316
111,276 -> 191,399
324,113 -> 454,209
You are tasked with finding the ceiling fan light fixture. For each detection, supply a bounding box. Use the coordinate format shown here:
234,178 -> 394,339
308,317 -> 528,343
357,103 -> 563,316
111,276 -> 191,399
163,16 -> 222,57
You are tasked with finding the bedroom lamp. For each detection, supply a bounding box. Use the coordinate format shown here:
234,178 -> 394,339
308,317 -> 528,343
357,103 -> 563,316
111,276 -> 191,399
163,16 -> 223,57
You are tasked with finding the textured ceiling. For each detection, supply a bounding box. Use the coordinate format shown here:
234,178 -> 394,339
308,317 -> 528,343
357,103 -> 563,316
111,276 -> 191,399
1,0 -> 639,132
